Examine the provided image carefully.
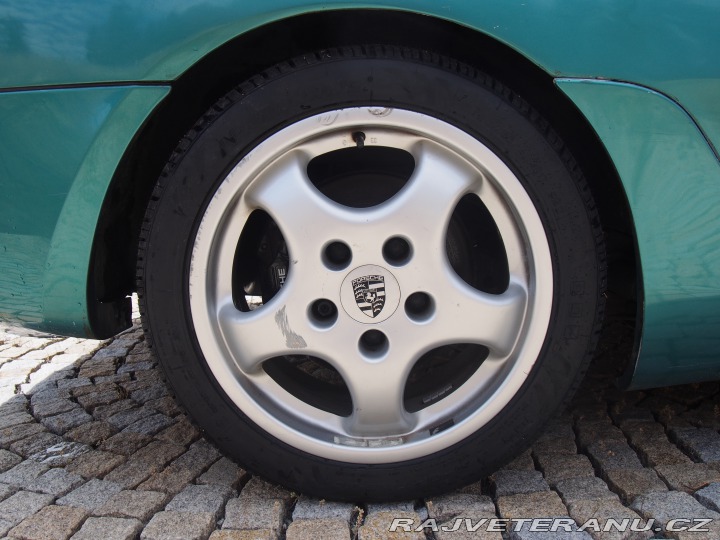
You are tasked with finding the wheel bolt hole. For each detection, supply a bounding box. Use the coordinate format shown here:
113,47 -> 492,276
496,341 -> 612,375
382,236 -> 412,266
309,299 -> 338,328
323,241 -> 352,270
359,330 -> 388,358
405,292 -> 434,322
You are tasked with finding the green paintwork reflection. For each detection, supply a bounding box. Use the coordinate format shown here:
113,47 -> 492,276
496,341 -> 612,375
0,86 -> 169,335
1,1 -> 719,152
557,79 -> 720,389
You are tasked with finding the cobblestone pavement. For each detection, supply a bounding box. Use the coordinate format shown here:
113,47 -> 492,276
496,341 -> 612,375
2,313 -> 720,540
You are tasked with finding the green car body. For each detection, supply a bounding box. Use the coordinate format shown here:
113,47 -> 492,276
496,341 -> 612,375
1,0 -> 719,390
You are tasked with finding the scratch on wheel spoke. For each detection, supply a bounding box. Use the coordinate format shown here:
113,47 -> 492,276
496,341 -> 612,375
274,306 -> 307,349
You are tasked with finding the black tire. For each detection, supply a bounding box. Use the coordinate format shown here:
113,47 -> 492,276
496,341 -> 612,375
138,46 -> 605,501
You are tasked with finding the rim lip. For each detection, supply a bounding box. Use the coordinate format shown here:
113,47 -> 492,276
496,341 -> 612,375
189,107 -> 553,464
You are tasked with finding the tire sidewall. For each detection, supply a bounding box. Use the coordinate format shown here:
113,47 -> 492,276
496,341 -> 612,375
142,49 -> 602,500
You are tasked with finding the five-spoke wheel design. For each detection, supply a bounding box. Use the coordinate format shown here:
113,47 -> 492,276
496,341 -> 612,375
141,46 -> 603,499
189,107 -> 553,463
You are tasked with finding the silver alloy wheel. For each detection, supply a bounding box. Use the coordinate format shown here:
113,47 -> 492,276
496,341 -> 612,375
189,107 -> 553,463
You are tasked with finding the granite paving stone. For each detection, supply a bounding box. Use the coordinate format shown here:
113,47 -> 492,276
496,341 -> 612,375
631,438 -> 694,467
141,511 -> 216,540
496,491 -> 567,519
144,396 -> 184,417
0,483 -> 18,501
0,396 -> 29,414
0,449 -> 22,473
694,482 -> 720,512
125,350 -> 153,363
673,520 -> 720,540
10,431 -> 64,457
28,440 -> 91,466
586,440 -> 644,471
670,428 -> 720,463
92,400 -> 138,421
535,453 -> 596,486
567,499 -> 648,540
30,388 -> 71,405
103,460 -> 161,490
155,419 -> 201,446
576,422 -> 627,451
508,518 -> 593,540
78,361 -> 119,380
197,457 -> 246,489
31,399 -> 78,419
56,378 -> 92,391
654,463 -> 720,493
286,518 -> 351,540
90,346 -> 130,361
71,516 -> 143,540
602,468 -> 668,503
56,478 -> 123,511
64,421 -> 116,446
6,319 -> 720,538
75,388 -> 124,411
0,490 -> 55,524
554,477 -> 621,505
129,383 -> 169,404
99,431 -> 152,455
681,402 -> 720,430
112,439 -> 184,470
93,489 -> 168,521
117,361 -> 156,374
165,484 -> 234,521
0,412 -> 34,430
490,470 -> 550,497
121,413 -> 175,436
41,408 -> 93,435
130,368 -> 164,384
223,497 -> 286,532
292,496 -> 357,522
94,373 -> 131,384
366,502 -> 415,514
357,511 -> 424,540
137,440 -> 221,494
0,517 -> 27,536
6,504 -> 87,540
436,525 -> 504,540
0,423 -> 46,447
105,407 -> 157,431
0,460 -> 50,486
26,468 -> 84,497
239,477 -> 293,502
208,529 -> 278,539
426,493 -> 495,521
66,450 -> 126,479
623,422 -> 667,445
631,491 -> 720,532
136,466 -> 196,495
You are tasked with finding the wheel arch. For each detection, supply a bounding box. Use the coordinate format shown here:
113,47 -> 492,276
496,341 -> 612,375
89,8 -> 640,379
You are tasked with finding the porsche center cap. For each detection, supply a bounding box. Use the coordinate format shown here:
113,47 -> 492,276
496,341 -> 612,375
340,265 -> 401,324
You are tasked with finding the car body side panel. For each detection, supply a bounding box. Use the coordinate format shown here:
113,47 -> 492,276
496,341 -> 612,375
0,3 -> 719,387
1,1 -> 719,152
557,79 -> 720,389
0,86 -> 170,335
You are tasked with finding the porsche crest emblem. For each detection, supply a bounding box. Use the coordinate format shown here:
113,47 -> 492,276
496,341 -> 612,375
352,275 -> 386,318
